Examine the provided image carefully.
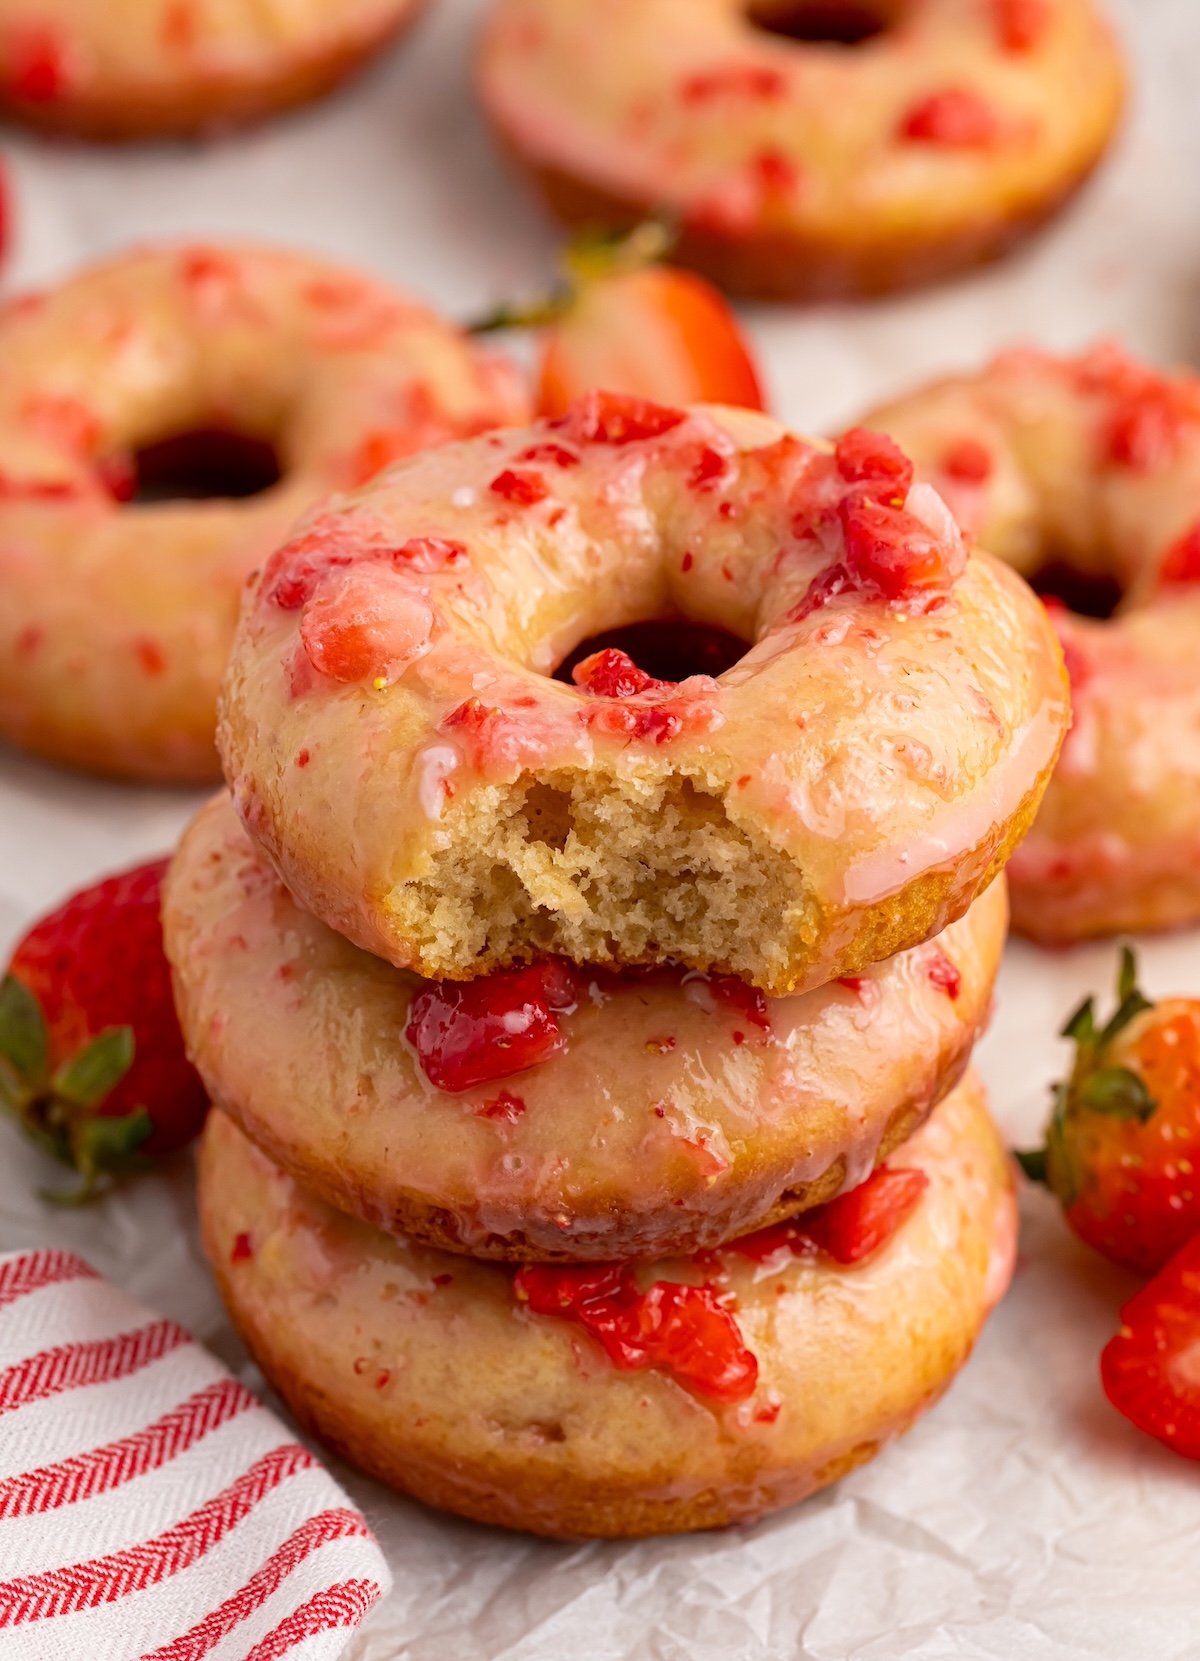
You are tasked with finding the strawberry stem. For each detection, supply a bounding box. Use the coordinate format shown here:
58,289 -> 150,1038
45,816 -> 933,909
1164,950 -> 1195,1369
467,220 -> 678,336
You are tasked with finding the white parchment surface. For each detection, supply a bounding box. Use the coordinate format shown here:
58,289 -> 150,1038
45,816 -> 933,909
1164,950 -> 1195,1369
2,2 -> 1199,1654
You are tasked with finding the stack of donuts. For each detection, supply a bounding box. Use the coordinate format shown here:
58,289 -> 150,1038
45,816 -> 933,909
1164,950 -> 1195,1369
164,390 -> 1071,1538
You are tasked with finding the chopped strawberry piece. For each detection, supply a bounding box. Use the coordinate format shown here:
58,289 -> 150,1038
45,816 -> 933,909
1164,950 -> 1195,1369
995,0 -> 1050,51
572,648 -> 665,698
839,487 -> 954,600
9,26 -> 67,102
927,953 -> 962,999
710,974 -> 771,1031
1107,386 -> 1186,472
680,64 -> 786,103
559,390 -> 688,446
392,536 -> 468,573
476,1089 -> 527,1122
941,437 -> 994,483
515,1261 -> 758,1404
834,428 -> 914,498
405,961 -> 580,1092
1101,1232 -> 1200,1460
730,1165 -> 930,1266
789,562 -> 855,623
901,88 -> 1000,147
1159,521 -> 1200,586
515,441 -> 580,468
299,565 -> 432,685
489,467 -> 549,506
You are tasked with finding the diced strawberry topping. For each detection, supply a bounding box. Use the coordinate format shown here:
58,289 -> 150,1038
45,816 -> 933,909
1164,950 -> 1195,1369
927,952 -> 962,999
572,648 -> 665,699
405,960 -> 580,1092
9,26 -> 67,102
995,0 -> 1050,51
490,467 -> 549,506
558,390 -> 688,446
1101,1232 -> 1200,1460
391,536 -> 468,573
941,437 -> 994,483
515,442 -> 580,468
710,974 -> 771,1031
1107,385 -> 1188,472
755,148 -> 800,195
260,525 -> 358,610
515,1262 -> 758,1404
789,562 -> 855,624
680,64 -> 787,104
901,88 -> 1000,147
730,1165 -> 929,1265
300,565 -> 432,685
476,1089 -> 527,1122
839,487 -> 957,600
1159,521 -> 1200,586
834,428 -> 914,499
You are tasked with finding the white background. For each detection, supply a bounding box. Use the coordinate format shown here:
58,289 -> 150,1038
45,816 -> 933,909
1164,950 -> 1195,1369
1,2 -> 1199,1655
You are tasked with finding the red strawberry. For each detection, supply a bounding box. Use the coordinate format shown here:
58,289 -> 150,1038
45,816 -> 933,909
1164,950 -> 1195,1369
1019,948 -> 1200,1273
1101,1232 -> 1200,1460
0,859 -> 208,1201
473,223 -> 766,418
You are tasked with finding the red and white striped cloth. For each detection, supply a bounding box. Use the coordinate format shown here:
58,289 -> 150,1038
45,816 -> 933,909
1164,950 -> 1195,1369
0,1249 -> 392,1661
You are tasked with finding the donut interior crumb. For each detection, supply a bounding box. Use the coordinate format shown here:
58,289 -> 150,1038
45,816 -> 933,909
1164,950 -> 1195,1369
384,767 -> 947,992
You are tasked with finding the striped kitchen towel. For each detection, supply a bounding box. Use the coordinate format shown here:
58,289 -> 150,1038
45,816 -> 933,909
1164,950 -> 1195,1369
0,1248 -> 391,1660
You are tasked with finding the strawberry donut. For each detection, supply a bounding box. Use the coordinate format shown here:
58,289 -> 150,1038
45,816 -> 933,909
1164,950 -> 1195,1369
0,243 -> 524,783
219,394 -> 1068,996
165,791 -> 1006,1261
863,345 -> 1200,942
477,0 -> 1124,302
200,1073 -> 1016,1538
0,0 -> 425,140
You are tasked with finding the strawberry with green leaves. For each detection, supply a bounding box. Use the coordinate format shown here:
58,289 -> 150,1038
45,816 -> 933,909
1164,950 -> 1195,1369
0,858 -> 208,1201
1020,947 -> 1200,1274
473,222 -> 766,419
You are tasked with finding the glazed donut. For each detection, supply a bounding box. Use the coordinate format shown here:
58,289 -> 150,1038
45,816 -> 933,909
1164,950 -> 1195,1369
0,0 -> 424,140
219,394 -> 1067,995
165,790 -> 1007,1260
199,1073 -> 1015,1539
0,243 -> 524,782
862,344 -> 1200,942
476,0 -> 1124,302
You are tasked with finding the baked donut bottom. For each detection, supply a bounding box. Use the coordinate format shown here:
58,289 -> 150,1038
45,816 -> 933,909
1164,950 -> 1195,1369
501,144 -> 1111,305
0,3 -> 427,141
168,791 -> 1008,1262
199,1072 -> 1015,1539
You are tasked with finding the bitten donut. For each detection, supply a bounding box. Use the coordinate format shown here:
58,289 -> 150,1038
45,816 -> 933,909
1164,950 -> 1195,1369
477,0 -> 1124,302
200,1073 -> 1016,1539
0,243 -> 524,782
165,791 -> 1006,1260
0,0 -> 424,140
863,345 -> 1200,942
219,394 -> 1067,996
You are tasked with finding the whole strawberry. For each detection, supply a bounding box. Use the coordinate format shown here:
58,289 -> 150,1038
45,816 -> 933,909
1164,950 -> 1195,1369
473,221 -> 766,418
0,858 -> 208,1200
1019,948 -> 1200,1273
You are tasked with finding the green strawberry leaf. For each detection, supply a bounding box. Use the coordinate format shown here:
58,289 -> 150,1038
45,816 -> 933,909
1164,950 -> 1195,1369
1097,947 -> 1154,1051
42,1107 -> 154,1206
1078,1065 -> 1158,1122
1015,1146 -> 1048,1184
51,1027 -> 134,1109
0,974 -> 49,1093
1061,996 -> 1096,1045
1117,944 -> 1139,1003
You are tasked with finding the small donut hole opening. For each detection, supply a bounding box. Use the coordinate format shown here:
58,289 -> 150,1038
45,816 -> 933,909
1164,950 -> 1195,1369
125,428 -> 283,504
554,619 -> 751,687
746,0 -> 895,46
1028,559 -> 1124,621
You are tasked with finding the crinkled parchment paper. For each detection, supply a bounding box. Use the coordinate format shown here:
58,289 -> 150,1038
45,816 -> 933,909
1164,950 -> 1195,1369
2,2 -> 1199,1653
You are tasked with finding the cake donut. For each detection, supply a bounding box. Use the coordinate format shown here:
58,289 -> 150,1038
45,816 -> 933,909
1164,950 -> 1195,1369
199,1073 -> 1016,1539
165,791 -> 1007,1260
476,0 -> 1125,302
0,0 -> 425,140
219,394 -> 1068,996
0,243 -> 524,783
862,345 -> 1200,942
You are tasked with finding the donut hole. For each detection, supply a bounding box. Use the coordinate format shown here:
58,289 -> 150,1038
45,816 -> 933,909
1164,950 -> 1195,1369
553,620 -> 750,687
746,0 -> 895,46
1028,558 -> 1123,620
129,428 -> 283,504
